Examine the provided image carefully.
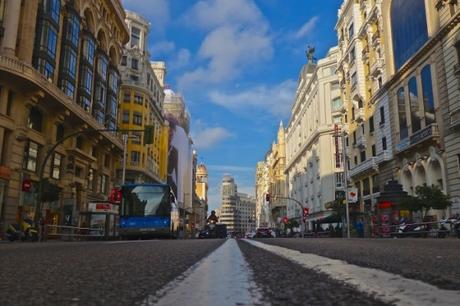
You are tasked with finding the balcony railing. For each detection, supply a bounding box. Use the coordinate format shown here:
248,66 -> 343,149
355,109 -> 365,123
349,156 -> 378,178
395,124 -> 439,153
354,135 -> 367,149
370,58 -> 384,77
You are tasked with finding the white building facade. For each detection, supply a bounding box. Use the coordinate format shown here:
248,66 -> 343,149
285,47 -> 343,228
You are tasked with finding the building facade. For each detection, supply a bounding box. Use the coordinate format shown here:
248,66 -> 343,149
0,0 -> 129,236
118,11 -> 168,184
285,47 -> 342,229
336,0 -> 394,221
255,161 -> 270,227
236,192 -> 256,234
219,175 -> 238,232
193,163 -> 208,230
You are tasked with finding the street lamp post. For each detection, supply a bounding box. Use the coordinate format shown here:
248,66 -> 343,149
341,131 -> 351,239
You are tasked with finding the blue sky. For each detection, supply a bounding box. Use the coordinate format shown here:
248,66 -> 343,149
122,0 -> 343,211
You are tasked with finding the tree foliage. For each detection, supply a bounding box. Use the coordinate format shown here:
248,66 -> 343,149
400,185 -> 451,217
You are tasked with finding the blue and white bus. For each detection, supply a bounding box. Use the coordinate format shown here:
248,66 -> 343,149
119,183 -> 180,239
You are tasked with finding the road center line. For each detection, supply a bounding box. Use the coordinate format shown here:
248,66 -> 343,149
244,239 -> 460,306
139,239 -> 264,306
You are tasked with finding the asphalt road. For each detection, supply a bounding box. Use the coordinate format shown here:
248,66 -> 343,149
1,238 -> 459,306
257,238 -> 460,290
0,240 -> 224,306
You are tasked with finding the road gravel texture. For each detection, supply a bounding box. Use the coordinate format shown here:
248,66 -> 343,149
257,238 -> 460,290
0,240 -> 224,306
238,240 -> 391,306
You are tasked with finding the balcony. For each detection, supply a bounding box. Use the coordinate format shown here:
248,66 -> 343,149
349,157 -> 379,178
450,108 -> 460,129
361,45 -> 369,60
354,135 -> 367,149
375,150 -> 392,164
355,108 -> 365,123
371,31 -> 381,47
370,58 -> 384,77
395,124 -> 440,154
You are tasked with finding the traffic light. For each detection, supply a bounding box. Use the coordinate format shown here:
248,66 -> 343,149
303,207 -> 309,217
283,216 -> 288,224
143,125 -> 154,145
265,193 -> 270,202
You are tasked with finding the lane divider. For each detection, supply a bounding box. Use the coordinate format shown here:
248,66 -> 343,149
244,239 -> 460,306
140,239 -> 264,306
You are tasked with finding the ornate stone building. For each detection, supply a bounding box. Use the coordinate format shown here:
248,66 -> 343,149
336,0 -> 393,216
255,161 -> 269,227
0,0 -> 129,235
118,10 -> 168,184
285,47 -> 342,228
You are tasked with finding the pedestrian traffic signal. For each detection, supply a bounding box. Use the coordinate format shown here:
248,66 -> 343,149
265,193 -> 270,202
143,125 -> 154,145
303,207 -> 309,217
283,216 -> 288,224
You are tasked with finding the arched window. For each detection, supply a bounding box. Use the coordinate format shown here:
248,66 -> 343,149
408,77 -> 421,133
397,87 -> 408,140
421,65 -> 435,126
391,0 -> 428,70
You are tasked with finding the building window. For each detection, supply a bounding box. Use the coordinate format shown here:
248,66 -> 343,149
132,132 -> 141,144
93,52 -> 109,125
372,175 -> 380,193
363,178 -> 370,196
360,150 -> 366,163
99,174 -> 108,194
397,87 -> 408,140
331,97 -> 342,111
59,10 -> 80,97
351,72 -> 357,88
348,22 -> 354,40
380,106 -> 385,124
24,140 -> 40,172
354,156 -> 358,165
78,34 -> 96,112
372,144 -> 376,157
28,107 -> 43,132
131,58 -> 139,70
131,151 -> 140,163
349,47 -> 356,63
352,107 -> 355,121
133,112 -> 142,125
421,65 -> 435,126
76,136 -> 83,149
353,131 -> 356,145
121,56 -> 127,66
51,153 -> 63,179
409,77 -> 421,133
134,94 -> 143,105
391,0 -> 428,70
122,111 -> 130,124
87,168 -> 94,191
369,116 -> 374,133
130,26 -> 141,48
382,137 -> 387,150
104,154 -> 110,168
56,124 -> 64,142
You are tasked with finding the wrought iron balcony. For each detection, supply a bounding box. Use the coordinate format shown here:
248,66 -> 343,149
395,124 -> 440,153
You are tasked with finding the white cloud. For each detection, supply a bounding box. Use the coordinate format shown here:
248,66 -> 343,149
172,48 -> 192,69
208,79 -> 296,117
193,127 -> 233,149
122,0 -> 170,32
207,165 -> 254,173
150,41 -> 175,56
291,16 -> 319,40
177,0 -> 273,89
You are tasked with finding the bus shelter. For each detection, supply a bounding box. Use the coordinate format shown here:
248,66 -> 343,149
80,202 -> 119,239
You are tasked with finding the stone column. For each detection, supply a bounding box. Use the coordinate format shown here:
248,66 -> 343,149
1,0 -> 21,57
17,0 -> 39,63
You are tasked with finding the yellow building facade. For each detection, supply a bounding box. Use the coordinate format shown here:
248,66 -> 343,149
118,11 -> 168,184
0,0 -> 129,235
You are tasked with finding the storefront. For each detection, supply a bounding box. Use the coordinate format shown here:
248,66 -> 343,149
80,202 -> 119,239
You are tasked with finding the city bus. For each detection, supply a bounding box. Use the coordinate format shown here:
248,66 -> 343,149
119,183 -> 180,239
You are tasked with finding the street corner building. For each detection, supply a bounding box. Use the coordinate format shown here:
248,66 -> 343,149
117,10 -> 168,185
0,0 -> 129,236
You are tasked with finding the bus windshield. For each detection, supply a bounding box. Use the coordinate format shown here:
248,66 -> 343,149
121,185 -> 171,217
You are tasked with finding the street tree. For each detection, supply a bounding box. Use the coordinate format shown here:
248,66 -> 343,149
400,185 -> 451,218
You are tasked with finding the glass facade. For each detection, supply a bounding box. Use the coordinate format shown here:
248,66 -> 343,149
78,33 -> 96,112
33,0 -> 61,79
106,69 -> 120,129
391,0 -> 428,70
421,65 -> 435,126
408,77 -> 421,133
93,52 -> 108,125
397,87 -> 408,140
59,10 -> 80,98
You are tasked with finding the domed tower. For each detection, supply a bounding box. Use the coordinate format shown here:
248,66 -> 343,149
195,163 -> 208,203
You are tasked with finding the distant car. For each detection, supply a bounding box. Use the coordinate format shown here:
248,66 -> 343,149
255,228 -> 272,238
245,231 -> 256,239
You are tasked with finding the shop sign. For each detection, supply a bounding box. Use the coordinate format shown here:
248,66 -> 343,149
22,179 -> 32,192
348,188 -> 358,203
88,202 -> 119,214
378,201 -> 392,209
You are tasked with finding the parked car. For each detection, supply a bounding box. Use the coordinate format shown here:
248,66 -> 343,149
255,227 -> 273,238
